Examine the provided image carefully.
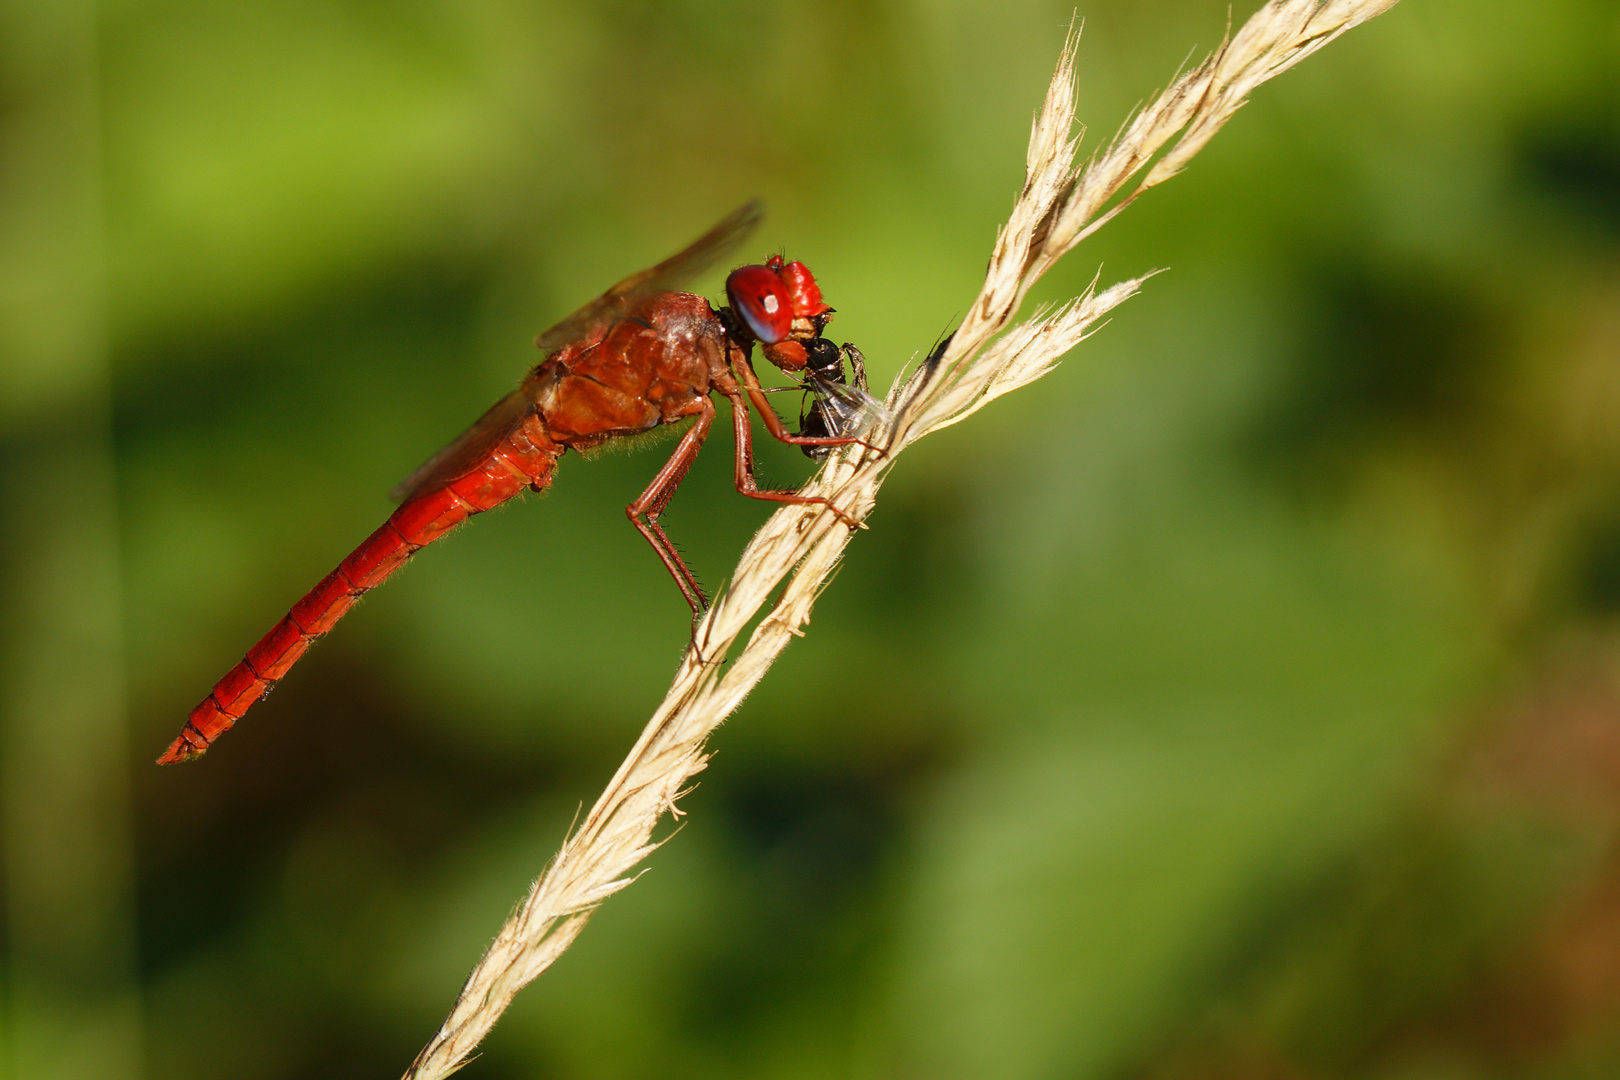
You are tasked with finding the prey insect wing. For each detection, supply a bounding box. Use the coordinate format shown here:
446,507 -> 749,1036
797,342 -> 888,457
804,371 -> 889,439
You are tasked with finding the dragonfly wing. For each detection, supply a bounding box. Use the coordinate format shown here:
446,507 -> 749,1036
390,389 -> 535,503
535,199 -> 764,353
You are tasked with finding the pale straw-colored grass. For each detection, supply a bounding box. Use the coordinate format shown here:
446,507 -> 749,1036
402,2 -> 1402,1075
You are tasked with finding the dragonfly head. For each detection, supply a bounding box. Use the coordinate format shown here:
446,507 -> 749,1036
725,256 -> 835,374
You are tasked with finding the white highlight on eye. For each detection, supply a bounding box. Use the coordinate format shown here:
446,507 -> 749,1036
762,295 -> 779,314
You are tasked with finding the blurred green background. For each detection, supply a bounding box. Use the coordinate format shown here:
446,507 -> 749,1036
5,0 -> 1620,1077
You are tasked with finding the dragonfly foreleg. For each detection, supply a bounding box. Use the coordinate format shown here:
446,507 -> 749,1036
712,371 -> 863,530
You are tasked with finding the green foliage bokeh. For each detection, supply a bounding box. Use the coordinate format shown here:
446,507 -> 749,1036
5,1 -> 1620,1078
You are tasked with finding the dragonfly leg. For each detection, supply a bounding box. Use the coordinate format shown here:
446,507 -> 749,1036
713,371 -> 863,529
731,350 -> 884,457
627,396 -> 715,615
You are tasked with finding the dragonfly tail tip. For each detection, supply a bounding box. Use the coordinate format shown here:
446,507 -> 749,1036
155,738 -> 207,766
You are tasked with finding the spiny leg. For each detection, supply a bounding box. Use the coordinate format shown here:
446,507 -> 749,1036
713,369 -> 862,528
731,349 -> 882,457
844,343 -> 868,391
626,396 -> 715,615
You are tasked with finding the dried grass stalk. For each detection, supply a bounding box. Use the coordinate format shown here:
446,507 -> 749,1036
403,2 -> 1401,1075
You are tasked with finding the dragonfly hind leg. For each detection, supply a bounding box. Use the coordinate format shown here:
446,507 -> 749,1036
627,395 -> 715,616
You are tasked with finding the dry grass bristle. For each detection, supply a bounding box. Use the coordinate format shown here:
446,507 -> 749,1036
402,2 -> 1402,1076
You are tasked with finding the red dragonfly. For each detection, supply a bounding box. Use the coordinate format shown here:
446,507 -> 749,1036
158,201 -> 878,765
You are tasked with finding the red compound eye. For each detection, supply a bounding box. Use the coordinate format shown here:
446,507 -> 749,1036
726,264 -> 792,344
778,260 -> 830,319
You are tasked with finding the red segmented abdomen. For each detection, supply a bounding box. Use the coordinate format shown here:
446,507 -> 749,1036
158,417 -> 559,764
